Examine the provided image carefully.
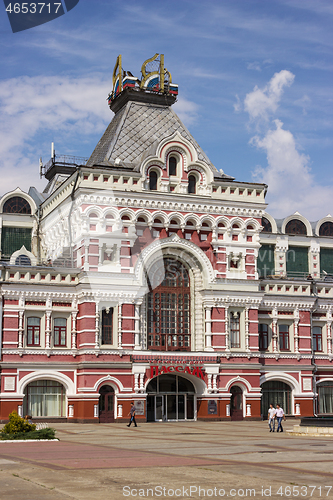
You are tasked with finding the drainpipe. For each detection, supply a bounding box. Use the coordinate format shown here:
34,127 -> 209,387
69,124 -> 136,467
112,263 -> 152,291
0,292 -> 3,361
310,288 -> 318,417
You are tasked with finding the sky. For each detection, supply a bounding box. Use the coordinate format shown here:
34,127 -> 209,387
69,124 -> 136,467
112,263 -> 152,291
0,0 -> 332,220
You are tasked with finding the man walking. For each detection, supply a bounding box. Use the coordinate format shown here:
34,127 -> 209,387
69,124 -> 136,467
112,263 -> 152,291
268,404 -> 276,432
275,404 -> 285,432
127,402 -> 137,427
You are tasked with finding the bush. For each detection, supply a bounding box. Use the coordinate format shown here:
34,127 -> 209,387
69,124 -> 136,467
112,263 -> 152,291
1,411 -> 36,435
0,427 -> 56,440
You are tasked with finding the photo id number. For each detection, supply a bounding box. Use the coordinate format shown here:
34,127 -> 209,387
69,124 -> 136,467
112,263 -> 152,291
6,3 -> 62,14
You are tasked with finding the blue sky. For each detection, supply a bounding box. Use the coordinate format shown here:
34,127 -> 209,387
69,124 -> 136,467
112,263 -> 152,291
0,0 -> 332,219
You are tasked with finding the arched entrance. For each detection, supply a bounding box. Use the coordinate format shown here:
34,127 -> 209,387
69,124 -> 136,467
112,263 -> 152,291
146,374 -> 195,421
99,386 -> 115,423
23,379 -> 66,417
230,385 -> 243,421
261,381 -> 292,417
317,381 -> 333,414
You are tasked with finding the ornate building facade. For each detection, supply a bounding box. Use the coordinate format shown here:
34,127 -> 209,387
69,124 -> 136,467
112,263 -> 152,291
0,54 -> 332,423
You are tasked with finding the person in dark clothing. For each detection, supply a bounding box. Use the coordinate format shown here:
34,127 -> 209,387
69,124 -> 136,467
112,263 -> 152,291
127,402 -> 137,427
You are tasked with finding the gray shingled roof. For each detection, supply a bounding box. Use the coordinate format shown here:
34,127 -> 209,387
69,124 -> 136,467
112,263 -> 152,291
87,101 -> 219,175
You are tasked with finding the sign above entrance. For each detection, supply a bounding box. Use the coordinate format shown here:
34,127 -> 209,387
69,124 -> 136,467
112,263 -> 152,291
150,365 -> 205,380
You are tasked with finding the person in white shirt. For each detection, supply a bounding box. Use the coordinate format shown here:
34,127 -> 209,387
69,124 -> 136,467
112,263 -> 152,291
268,404 -> 276,432
275,404 -> 285,432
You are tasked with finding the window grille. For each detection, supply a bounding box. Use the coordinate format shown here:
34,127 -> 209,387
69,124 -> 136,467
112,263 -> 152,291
3,196 -> 31,214
1,227 -> 32,259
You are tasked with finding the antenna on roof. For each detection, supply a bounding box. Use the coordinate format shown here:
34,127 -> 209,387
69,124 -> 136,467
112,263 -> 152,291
51,142 -> 55,160
39,157 -> 43,178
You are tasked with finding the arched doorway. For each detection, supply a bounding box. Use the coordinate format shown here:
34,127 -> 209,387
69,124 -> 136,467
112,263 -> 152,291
261,381 -> 292,418
99,386 -> 115,423
230,385 -> 243,421
317,381 -> 333,414
146,374 -> 195,421
23,380 -> 66,417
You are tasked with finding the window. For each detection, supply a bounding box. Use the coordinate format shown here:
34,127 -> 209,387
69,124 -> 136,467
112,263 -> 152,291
149,171 -> 158,190
320,248 -> 333,275
286,246 -> 309,277
318,381 -> 333,414
261,217 -> 272,233
3,196 -> 31,214
230,312 -> 240,348
15,255 -> 31,266
27,317 -> 41,346
319,222 -> 333,237
147,258 -> 190,351
285,219 -> 307,235
1,227 -> 32,259
259,324 -> 268,350
279,324 -> 289,351
261,381 -> 292,416
24,380 -> 66,417
313,326 -> 323,352
102,308 -> 113,344
257,244 -> 275,277
188,175 -> 196,194
54,318 -> 67,347
168,156 -> 177,176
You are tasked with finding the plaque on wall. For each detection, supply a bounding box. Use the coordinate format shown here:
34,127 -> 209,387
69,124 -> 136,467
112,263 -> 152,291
4,377 -> 15,391
135,401 -> 145,415
303,378 -> 312,391
208,400 -> 218,415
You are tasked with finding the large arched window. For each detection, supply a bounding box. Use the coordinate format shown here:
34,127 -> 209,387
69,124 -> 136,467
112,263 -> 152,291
319,222 -> 333,237
261,217 -> 272,233
318,381 -> 333,414
147,258 -> 190,351
188,175 -> 197,194
168,156 -> 177,176
285,219 -> 307,235
149,171 -> 158,191
24,380 -> 66,417
3,196 -> 31,214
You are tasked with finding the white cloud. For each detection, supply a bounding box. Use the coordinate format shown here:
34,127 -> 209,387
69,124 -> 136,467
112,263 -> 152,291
247,62 -> 261,72
245,72 -> 333,219
244,70 -> 295,123
173,97 -> 199,126
0,74 -> 112,196
251,119 -> 332,219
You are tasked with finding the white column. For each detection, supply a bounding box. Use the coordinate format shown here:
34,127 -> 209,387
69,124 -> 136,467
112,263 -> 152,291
225,306 -> 230,351
98,243 -> 104,265
118,303 -> 122,349
140,373 -> 145,392
272,307 -> 278,352
246,404 -> 251,417
213,374 -> 218,393
134,300 -> 142,350
45,310 -> 51,349
207,373 -> 212,393
84,241 -> 89,271
71,311 -> 77,349
95,302 -> 100,348
17,405 -> 23,417
18,310 -> 24,348
68,405 -> 74,418
327,320 -> 332,355
134,373 -> 139,393
204,305 -> 213,351
295,403 -> 301,416
245,307 -> 249,351
226,404 -> 230,417
94,404 -> 99,418
117,404 -> 123,418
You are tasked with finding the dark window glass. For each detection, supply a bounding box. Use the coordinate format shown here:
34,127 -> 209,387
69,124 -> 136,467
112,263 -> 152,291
27,317 -> 40,346
169,157 -> 177,176
15,255 -> 31,266
319,222 -> 333,237
102,308 -> 113,344
261,381 -> 292,416
259,323 -> 268,350
149,171 -> 158,191
1,227 -> 32,259
188,175 -> 196,194
262,217 -> 272,233
320,248 -> 333,275
24,380 -> 65,417
230,312 -> 240,348
286,246 -> 309,277
313,326 -> 322,352
3,196 -> 31,214
147,259 -> 190,351
54,318 -> 67,347
285,219 -> 307,235
279,324 -> 289,351
318,382 -> 333,414
257,244 -> 275,277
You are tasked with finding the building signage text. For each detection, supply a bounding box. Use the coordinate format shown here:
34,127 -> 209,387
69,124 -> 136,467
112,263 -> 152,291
150,365 -> 205,380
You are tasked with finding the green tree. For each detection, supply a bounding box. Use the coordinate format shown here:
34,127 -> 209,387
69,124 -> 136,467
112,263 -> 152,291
1,411 -> 36,435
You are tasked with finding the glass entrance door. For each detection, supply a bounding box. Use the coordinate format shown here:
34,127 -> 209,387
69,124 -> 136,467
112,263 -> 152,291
155,395 -> 164,421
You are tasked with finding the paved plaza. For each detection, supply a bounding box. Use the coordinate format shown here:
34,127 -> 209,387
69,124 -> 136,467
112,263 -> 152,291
0,420 -> 332,500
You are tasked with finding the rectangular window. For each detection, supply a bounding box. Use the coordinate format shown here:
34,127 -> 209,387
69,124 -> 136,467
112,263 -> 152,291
54,318 -> 67,347
313,326 -> 323,352
230,312 -> 240,348
279,324 -> 289,351
102,308 -> 113,344
259,323 -> 268,350
1,227 -> 32,259
27,317 -> 40,346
